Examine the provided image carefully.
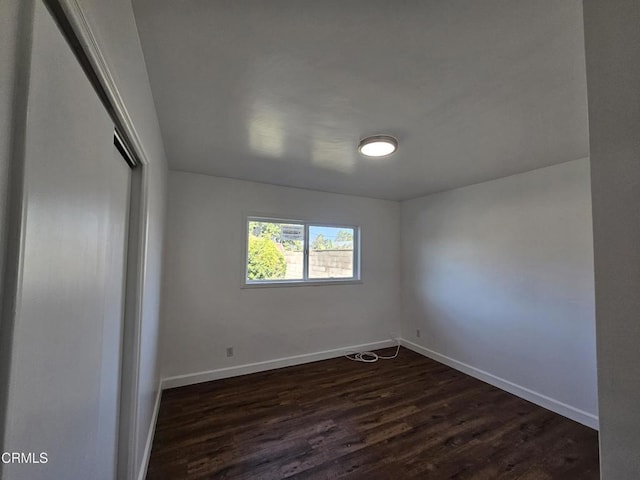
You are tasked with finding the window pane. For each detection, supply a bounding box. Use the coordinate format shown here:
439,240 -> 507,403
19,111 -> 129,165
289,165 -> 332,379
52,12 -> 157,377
308,226 -> 355,279
247,220 -> 304,281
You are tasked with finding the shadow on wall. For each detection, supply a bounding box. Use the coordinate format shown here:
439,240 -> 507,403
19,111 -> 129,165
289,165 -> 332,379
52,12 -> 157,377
403,159 -> 597,415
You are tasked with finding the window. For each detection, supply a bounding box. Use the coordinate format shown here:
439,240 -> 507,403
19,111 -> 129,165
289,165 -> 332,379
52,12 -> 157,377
245,217 -> 360,285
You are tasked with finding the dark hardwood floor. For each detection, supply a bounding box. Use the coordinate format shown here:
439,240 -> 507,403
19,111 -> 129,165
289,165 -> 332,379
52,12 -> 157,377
146,347 -> 599,479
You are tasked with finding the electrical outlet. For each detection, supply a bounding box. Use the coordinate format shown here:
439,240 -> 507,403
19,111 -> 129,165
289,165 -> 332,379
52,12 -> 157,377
416,329 -> 421,338
226,347 -> 234,357
389,332 -> 398,340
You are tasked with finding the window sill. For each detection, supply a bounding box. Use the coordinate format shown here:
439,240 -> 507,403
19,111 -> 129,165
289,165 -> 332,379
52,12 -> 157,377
242,279 -> 363,289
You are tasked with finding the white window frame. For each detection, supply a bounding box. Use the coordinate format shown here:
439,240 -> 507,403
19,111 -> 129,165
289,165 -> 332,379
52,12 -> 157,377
243,216 -> 361,288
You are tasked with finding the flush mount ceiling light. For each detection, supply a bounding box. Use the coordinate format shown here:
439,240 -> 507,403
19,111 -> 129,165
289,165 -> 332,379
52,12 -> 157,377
358,135 -> 398,157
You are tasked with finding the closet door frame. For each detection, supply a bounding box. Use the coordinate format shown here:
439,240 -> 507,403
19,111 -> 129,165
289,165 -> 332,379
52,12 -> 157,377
0,1 -> 154,479
42,2 -> 155,478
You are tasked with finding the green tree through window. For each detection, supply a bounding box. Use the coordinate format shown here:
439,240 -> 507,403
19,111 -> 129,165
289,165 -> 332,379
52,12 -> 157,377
335,230 -> 353,242
247,236 -> 286,280
311,234 -> 334,251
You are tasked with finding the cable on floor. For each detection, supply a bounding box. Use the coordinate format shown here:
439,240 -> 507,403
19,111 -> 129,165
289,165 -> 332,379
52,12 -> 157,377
344,339 -> 400,363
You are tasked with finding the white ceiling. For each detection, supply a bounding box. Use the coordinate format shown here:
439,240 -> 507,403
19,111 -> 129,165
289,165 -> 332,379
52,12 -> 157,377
132,0 -> 589,201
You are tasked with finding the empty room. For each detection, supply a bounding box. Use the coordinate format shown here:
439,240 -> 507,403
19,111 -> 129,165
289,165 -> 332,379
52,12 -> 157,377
1,0 -> 638,479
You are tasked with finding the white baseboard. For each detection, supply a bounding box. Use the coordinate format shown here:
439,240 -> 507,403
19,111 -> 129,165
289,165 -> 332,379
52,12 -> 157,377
161,340 -> 396,390
400,339 -> 599,430
137,382 -> 162,480
159,339 -> 598,430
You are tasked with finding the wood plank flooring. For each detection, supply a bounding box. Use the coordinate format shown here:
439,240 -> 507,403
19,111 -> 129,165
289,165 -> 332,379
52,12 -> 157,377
146,347 -> 599,479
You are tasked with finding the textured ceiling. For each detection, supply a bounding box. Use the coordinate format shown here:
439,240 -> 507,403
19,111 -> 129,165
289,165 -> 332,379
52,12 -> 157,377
133,0 -> 589,200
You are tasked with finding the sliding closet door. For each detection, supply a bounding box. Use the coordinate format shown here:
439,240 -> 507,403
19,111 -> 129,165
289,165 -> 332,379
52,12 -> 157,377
2,1 -> 130,479
94,142 -> 132,480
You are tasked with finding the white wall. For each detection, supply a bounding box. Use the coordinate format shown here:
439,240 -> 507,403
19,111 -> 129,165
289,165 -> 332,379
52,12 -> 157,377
72,1 -> 168,477
161,172 -> 401,380
583,0 -> 640,477
401,158 -> 597,426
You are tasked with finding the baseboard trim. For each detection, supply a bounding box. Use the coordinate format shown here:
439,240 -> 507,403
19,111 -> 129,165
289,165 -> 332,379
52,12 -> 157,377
161,340 -> 396,390
136,382 -> 162,480
400,339 -> 599,430
160,339 -> 598,429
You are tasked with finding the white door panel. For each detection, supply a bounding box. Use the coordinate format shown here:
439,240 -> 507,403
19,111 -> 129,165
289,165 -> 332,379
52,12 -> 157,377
2,2 -> 131,479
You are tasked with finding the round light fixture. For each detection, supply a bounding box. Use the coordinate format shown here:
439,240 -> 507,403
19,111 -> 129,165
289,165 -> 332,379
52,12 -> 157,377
358,135 -> 398,157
